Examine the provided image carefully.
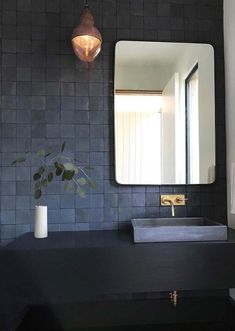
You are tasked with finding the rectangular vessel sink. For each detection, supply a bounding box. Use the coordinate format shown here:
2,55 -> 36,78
131,217 -> 227,243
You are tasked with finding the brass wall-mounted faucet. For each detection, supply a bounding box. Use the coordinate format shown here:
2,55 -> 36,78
161,195 -> 187,217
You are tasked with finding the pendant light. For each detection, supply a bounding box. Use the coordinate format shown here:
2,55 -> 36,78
71,0 -> 102,62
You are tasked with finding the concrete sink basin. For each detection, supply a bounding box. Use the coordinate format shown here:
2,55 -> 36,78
131,217 -> 227,243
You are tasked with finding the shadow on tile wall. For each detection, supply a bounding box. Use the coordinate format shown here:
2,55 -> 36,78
0,0 -> 226,245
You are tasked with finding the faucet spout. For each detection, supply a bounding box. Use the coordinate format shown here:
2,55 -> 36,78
161,197 -> 175,217
170,202 -> 175,217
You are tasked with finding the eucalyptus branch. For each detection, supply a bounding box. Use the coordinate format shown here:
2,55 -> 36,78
12,141 -> 95,201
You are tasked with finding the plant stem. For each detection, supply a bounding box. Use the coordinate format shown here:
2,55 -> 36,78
77,166 -> 91,180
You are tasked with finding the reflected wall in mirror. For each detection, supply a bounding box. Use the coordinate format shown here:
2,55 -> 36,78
114,41 -> 215,185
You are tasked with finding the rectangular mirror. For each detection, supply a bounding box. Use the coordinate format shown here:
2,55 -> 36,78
114,41 -> 215,185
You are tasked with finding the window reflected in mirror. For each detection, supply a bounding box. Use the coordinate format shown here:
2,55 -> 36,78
186,64 -> 199,184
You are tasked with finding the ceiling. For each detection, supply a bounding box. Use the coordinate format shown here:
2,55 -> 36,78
115,41 -> 192,67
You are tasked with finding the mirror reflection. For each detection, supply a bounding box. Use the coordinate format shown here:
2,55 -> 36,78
114,41 -> 215,185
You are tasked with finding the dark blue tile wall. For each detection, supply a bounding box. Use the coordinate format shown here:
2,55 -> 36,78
0,0 -> 226,245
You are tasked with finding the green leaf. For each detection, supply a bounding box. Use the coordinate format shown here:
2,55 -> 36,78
35,182 -> 41,190
54,161 -> 63,169
63,163 -> 78,174
77,177 -> 86,186
54,161 -> 59,169
48,172 -> 53,182
63,162 -> 75,171
87,178 -> 96,189
42,179 -> 48,187
37,149 -> 45,157
33,173 -> 41,181
56,168 -> 63,176
67,170 -> 75,180
38,166 -> 45,175
62,170 -> 75,181
11,157 -> 26,165
77,186 -> 86,198
34,189 -> 42,200
64,182 -> 73,192
55,162 -> 63,176
61,141 -> 66,152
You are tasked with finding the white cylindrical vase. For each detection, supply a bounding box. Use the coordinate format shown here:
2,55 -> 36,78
34,205 -> 48,239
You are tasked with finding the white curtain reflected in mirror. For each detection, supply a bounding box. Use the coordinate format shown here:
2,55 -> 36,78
116,93 -> 162,184
114,41 -> 215,185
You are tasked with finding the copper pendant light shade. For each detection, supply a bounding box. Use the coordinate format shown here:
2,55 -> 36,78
72,2 -> 102,62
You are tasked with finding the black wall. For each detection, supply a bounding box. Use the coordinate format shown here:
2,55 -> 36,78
0,0 -> 226,245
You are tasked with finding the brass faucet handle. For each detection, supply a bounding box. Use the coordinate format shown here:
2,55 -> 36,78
162,198 -> 170,204
161,196 -> 173,205
175,195 -> 188,205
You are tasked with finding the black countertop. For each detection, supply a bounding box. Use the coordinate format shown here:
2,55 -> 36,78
4,228 -> 235,251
